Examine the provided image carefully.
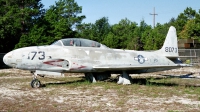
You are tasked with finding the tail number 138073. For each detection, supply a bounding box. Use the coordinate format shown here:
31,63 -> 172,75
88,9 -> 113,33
165,47 -> 177,53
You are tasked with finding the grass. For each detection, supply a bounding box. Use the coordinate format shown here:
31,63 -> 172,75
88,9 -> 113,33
0,73 -> 9,77
0,71 -> 200,111
168,110 -> 180,112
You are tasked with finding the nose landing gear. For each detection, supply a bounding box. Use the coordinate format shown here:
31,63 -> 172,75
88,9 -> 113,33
31,72 -> 41,88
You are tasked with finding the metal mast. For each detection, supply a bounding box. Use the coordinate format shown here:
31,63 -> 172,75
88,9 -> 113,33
150,7 -> 158,28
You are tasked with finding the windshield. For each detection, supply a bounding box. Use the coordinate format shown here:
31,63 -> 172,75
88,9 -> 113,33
51,40 -> 63,46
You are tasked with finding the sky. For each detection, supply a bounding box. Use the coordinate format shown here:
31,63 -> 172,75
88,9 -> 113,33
41,0 -> 200,26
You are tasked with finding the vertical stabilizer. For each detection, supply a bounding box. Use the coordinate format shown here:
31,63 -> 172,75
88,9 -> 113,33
157,26 -> 179,57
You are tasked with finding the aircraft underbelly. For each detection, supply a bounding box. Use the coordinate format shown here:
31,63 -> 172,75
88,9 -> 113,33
131,66 -> 180,74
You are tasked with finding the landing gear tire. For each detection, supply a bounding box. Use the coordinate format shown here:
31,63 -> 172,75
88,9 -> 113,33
31,79 -> 41,88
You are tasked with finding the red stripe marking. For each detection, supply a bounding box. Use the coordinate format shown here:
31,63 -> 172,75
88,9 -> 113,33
43,59 -> 64,67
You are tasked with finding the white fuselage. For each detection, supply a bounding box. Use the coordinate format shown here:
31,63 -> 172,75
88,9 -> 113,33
3,45 -> 177,74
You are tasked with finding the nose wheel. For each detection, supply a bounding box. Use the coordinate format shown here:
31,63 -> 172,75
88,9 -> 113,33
31,79 -> 41,88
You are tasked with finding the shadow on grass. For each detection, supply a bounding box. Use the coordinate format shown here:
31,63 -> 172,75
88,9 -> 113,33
40,78 -> 87,88
110,74 -> 200,87
133,78 -> 178,86
161,73 -> 196,79
39,73 -> 200,88
109,77 -> 179,87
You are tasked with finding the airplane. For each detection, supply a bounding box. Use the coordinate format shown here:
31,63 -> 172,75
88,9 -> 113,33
3,26 -> 191,88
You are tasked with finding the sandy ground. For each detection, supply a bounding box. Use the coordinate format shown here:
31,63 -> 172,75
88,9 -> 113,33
0,68 -> 200,112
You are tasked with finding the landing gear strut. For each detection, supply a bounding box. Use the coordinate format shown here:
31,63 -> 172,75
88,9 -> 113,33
31,72 -> 41,88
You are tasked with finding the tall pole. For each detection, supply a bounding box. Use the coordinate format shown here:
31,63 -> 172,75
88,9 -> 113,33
150,7 -> 158,28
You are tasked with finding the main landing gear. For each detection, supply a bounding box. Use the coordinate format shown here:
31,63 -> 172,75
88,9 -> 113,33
30,72 -> 41,88
117,71 -> 132,85
85,71 -> 132,85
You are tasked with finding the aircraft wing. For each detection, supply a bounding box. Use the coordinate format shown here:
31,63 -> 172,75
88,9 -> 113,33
166,56 -> 197,59
93,64 -> 192,71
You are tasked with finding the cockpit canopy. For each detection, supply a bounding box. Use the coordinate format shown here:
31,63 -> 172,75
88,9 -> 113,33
51,38 -> 109,48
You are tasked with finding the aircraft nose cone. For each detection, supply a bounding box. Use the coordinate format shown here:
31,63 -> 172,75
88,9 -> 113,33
3,51 -> 13,67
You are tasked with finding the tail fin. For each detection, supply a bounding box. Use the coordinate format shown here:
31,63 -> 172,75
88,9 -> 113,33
157,26 -> 179,57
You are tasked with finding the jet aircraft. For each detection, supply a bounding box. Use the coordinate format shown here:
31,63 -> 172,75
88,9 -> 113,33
3,26 -> 191,88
